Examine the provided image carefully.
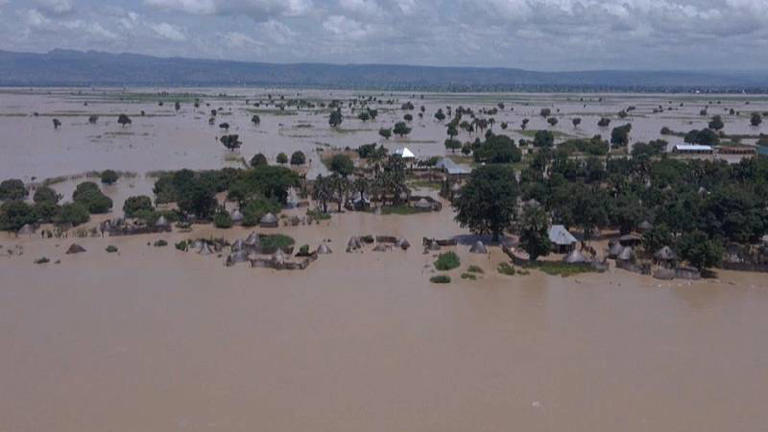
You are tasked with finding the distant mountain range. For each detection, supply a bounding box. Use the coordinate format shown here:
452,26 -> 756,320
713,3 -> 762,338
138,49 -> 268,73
1,49 -> 767,92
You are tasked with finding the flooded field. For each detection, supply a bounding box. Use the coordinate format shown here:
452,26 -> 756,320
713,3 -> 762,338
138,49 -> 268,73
1,208 -> 768,432
2,88 -> 768,431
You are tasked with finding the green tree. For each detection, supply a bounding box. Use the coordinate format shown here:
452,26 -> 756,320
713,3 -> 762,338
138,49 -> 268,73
123,195 -> 154,218
290,151 -> 306,166
250,153 -> 268,167
444,139 -> 462,154
312,174 -> 333,214
518,205 -> 551,261
378,128 -> 392,140
547,117 -> 559,126
393,121 -> 412,137
751,112 -> 762,127
572,118 -> 581,128
117,114 -> 132,127
329,109 -> 343,128
251,115 -> 261,125
0,179 -> 27,201
453,165 -> 519,242
220,135 -> 242,151
533,130 -> 554,148
708,115 -> 725,131
610,124 -> 632,148
474,134 -> 522,164
677,230 -> 723,271
0,201 -> 36,231
100,170 -> 119,185
33,186 -> 60,204
276,152 -> 288,164
330,154 -> 354,177
434,109 -> 446,122
56,202 -> 90,227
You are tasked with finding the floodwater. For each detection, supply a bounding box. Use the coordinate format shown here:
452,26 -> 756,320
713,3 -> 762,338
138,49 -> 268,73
1,209 -> 768,432
2,88 -> 768,431
2,88 -> 767,184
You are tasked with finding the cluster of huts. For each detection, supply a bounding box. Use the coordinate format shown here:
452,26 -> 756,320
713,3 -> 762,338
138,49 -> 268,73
346,235 -> 411,253
185,232 -> 328,271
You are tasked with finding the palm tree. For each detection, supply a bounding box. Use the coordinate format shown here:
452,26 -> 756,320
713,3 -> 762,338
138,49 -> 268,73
312,174 -> 333,214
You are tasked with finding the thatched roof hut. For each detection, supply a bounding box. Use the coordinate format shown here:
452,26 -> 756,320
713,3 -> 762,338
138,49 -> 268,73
469,241 -> 488,254
272,249 -> 286,265
619,233 -> 643,247
155,216 -> 169,228
396,237 -> 411,250
373,244 -> 391,252
229,250 -> 249,264
617,246 -> 635,262
347,236 -> 362,252
66,244 -> 86,254
260,213 -> 278,228
231,239 -> 245,252
230,209 -> 243,223
564,248 -> 588,264
608,241 -> 624,258
198,243 -> 214,256
17,224 -> 36,236
638,220 -> 654,232
317,243 -> 333,255
245,232 -> 261,248
654,246 -> 678,262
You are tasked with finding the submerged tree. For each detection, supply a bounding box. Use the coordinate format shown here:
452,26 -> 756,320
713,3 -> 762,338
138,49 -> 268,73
220,135 -> 242,151
117,114 -> 132,127
518,205 -> 551,261
329,109 -> 343,128
453,165 -> 519,242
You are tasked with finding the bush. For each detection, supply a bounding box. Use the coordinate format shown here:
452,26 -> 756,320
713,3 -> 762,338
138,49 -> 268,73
33,186 -> 60,204
430,275 -> 452,284
434,251 -> 461,271
497,262 -> 516,275
106,245 -> 118,253
0,179 -> 27,201
467,265 -> 484,274
175,240 -> 188,251
100,170 -> 119,185
123,195 -> 154,218
290,151 -> 306,166
56,202 -> 90,226
154,239 -> 168,247
213,210 -> 233,229
461,273 -> 477,280
34,257 -> 50,264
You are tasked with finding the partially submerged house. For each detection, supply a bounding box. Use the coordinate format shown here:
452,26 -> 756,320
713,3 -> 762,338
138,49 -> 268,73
672,144 -> 713,154
548,225 -> 578,253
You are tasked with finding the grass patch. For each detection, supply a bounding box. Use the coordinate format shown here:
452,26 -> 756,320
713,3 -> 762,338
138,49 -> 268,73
261,234 -> 295,252
434,251 -> 461,271
515,129 -> 574,139
430,275 -> 452,284
408,180 -> 441,190
467,265 -> 484,274
497,262 -> 516,276
526,261 -> 595,277
307,209 -> 332,220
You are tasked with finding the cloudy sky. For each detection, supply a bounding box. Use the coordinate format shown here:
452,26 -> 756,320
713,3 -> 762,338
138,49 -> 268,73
0,0 -> 767,71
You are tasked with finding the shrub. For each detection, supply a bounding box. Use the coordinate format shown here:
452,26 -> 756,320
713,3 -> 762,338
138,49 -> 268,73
154,239 -> 168,247
105,245 -> 118,253
0,179 -> 27,201
34,257 -> 50,264
175,240 -> 188,251
430,275 -> 452,284
467,265 -> 484,274
461,273 -> 477,280
213,210 -> 233,229
497,262 -> 516,275
434,251 -> 461,271
100,170 -> 119,185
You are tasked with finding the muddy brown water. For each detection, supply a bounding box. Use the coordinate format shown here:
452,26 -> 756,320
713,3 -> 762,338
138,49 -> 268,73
1,208 -> 767,432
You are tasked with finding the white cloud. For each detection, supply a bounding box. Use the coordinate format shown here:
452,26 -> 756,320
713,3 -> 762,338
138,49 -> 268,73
144,0 -> 312,20
150,22 -> 186,41
34,0 -> 73,15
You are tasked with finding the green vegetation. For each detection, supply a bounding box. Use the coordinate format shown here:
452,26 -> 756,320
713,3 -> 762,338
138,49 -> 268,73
497,262 -> 516,275
154,239 -> 168,247
123,195 -> 154,218
100,170 -> 119,185
106,245 -> 118,253
453,165 -> 519,242
261,234 -> 295,253
430,275 -> 452,284
461,273 -> 477,280
73,182 -> 113,214
434,251 -> 461,271
0,179 -> 27,201
213,210 -> 233,229
525,261 -> 595,277
380,205 -> 422,215
467,265 -> 484,274
473,134 -> 522,164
